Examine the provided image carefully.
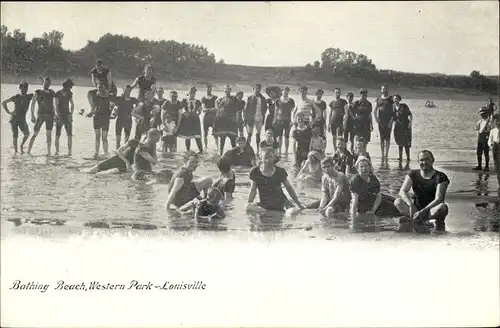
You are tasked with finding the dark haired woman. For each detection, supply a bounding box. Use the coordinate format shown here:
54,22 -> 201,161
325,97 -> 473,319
212,157 -> 236,203
176,87 -> 203,152
393,94 -> 413,162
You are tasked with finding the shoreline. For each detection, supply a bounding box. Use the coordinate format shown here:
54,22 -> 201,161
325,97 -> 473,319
1,75 -> 496,102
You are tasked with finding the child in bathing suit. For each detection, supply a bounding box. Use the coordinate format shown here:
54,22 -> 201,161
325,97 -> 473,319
175,188 -> 226,222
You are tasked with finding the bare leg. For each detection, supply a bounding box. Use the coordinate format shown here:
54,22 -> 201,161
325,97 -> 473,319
380,140 -> 385,161
255,133 -> 261,152
384,139 -> 390,161
246,125 -> 254,146
13,135 -> 18,153
67,135 -> 72,156
116,134 -> 121,150
284,137 -> 290,155
404,146 -> 410,162
55,135 -> 60,155
332,133 -> 337,153
27,131 -> 39,154
94,129 -> 101,157
398,146 -> 403,161
46,130 -> 52,156
278,136 -> 283,154
102,130 -> 109,157
20,133 -> 29,154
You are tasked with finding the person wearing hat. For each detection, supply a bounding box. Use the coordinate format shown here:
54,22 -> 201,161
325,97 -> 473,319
473,106 -> 493,171
244,83 -> 268,151
351,88 -> 373,150
130,64 -> 157,102
314,89 -> 327,137
27,76 -> 57,156
273,86 -> 295,155
2,81 -> 33,154
54,78 -> 75,156
177,87 -> 203,152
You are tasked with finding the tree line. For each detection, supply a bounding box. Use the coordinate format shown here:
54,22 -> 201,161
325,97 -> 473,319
305,47 -> 498,94
1,25 -> 498,94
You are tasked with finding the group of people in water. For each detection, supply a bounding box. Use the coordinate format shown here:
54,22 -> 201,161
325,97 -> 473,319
2,60 -> 498,231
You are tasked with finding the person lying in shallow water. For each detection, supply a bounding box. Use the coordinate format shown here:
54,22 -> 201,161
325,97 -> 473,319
394,150 -> 449,231
175,188 -> 226,222
80,139 -> 140,174
246,147 -> 305,214
131,128 -> 162,180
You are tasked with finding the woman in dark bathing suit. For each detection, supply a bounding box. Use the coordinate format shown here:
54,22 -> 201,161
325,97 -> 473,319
165,151 -> 213,210
246,147 -> 305,213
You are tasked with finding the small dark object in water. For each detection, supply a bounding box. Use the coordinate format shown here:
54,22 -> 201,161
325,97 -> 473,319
7,218 -> 23,227
131,223 -> 158,230
304,225 -> 313,231
86,112 -> 94,118
78,109 -> 85,115
84,221 -> 110,229
475,202 -> 490,208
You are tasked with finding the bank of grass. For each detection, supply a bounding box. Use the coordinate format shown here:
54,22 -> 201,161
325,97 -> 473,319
1,73 -> 496,103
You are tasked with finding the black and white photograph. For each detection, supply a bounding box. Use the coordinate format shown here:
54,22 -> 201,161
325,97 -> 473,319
1,1 -> 499,327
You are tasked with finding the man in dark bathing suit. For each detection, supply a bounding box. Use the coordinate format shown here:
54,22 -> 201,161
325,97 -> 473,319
114,85 -> 138,149
88,59 -> 115,112
88,81 -> 115,158
374,85 -> 394,162
133,91 -> 159,141
394,150 -> 450,232
27,76 -> 56,156
54,79 -> 75,156
2,82 -> 33,154
81,139 -> 140,174
201,84 -> 218,150
222,136 -> 257,167
131,64 -> 156,102
328,88 -> 348,153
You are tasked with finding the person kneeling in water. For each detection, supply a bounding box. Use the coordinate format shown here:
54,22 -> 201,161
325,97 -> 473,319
131,128 -> 162,180
246,147 -> 305,213
318,157 -> 351,218
176,188 -> 226,222
81,138 -> 139,174
394,150 -> 449,232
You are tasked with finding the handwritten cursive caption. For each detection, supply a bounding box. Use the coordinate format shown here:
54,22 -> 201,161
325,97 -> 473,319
10,280 -> 207,293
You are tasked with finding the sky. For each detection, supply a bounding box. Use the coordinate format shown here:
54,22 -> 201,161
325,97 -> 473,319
1,1 -> 499,76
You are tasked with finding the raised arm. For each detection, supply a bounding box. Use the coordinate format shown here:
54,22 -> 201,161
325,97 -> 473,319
30,92 -> 38,121
165,177 -> 184,209
130,77 -> 140,89
282,178 -> 305,209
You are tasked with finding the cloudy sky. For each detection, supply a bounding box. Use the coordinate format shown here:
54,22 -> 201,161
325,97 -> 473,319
1,1 -> 498,75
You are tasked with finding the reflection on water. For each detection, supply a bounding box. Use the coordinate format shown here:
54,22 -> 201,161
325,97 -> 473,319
1,83 -> 499,238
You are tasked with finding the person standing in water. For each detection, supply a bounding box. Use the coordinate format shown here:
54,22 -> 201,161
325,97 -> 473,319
201,84 -> 218,149
352,88 -> 373,150
394,150 -> 450,231
27,76 -> 56,156
88,60 -> 116,112
235,91 -> 246,137
54,79 -> 75,156
177,87 -> 203,152
292,113 -> 313,169
114,85 -> 138,149
214,85 -> 239,155
130,64 -> 156,102
488,114 -> 500,194
393,94 -> 413,163
246,147 -> 305,213
2,82 -> 33,154
88,81 -> 115,158
264,86 -> 281,137
374,85 -> 394,162
343,92 -> 356,153
314,89 -> 327,137
153,87 -> 167,129
273,86 -> 295,155
244,84 -> 268,151
328,88 -> 348,153
474,107 -> 493,171
161,90 -> 183,152
292,85 -> 322,128
486,97 -> 497,117
133,91 -> 159,141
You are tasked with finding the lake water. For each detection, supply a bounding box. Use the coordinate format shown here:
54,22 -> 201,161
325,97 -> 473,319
1,83 -> 499,240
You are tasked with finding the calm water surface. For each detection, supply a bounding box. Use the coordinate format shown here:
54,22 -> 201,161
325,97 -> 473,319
1,83 -> 498,241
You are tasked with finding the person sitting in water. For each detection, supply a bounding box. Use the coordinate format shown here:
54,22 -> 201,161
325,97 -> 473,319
246,147 -> 305,213
318,157 -> 351,218
292,113 -> 312,168
176,188 -> 226,222
81,138 -> 140,174
393,150 -> 450,231
165,151 -> 213,210
309,125 -> 327,158
332,137 -> 354,175
131,128 -> 162,180
352,136 -> 371,164
259,129 -> 280,152
221,136 -> 257,167
296,150 -> 323,184
212,157 -> 236,203
349,157 -> 383,229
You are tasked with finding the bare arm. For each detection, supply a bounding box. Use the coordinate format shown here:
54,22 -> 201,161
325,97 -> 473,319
130,77 -> 140,89
2,98 -> 13,115
350,193 -> 359,221
283,178 -> 304,209
69,97 -> 75,116
54,96 -> 60,117
91,73 -> 97,88
368,192 -> 383,214
165,177 -> 184,209
116,144 -> 132,170
30,92 -> 38,119
324,182 -> 344,210
419,182 -> 449,214
139,151 -> 158,165
296,159 -> 309,177
247,181 -> 257,203
398,175 -> 415,207
318,190 -> 330,212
